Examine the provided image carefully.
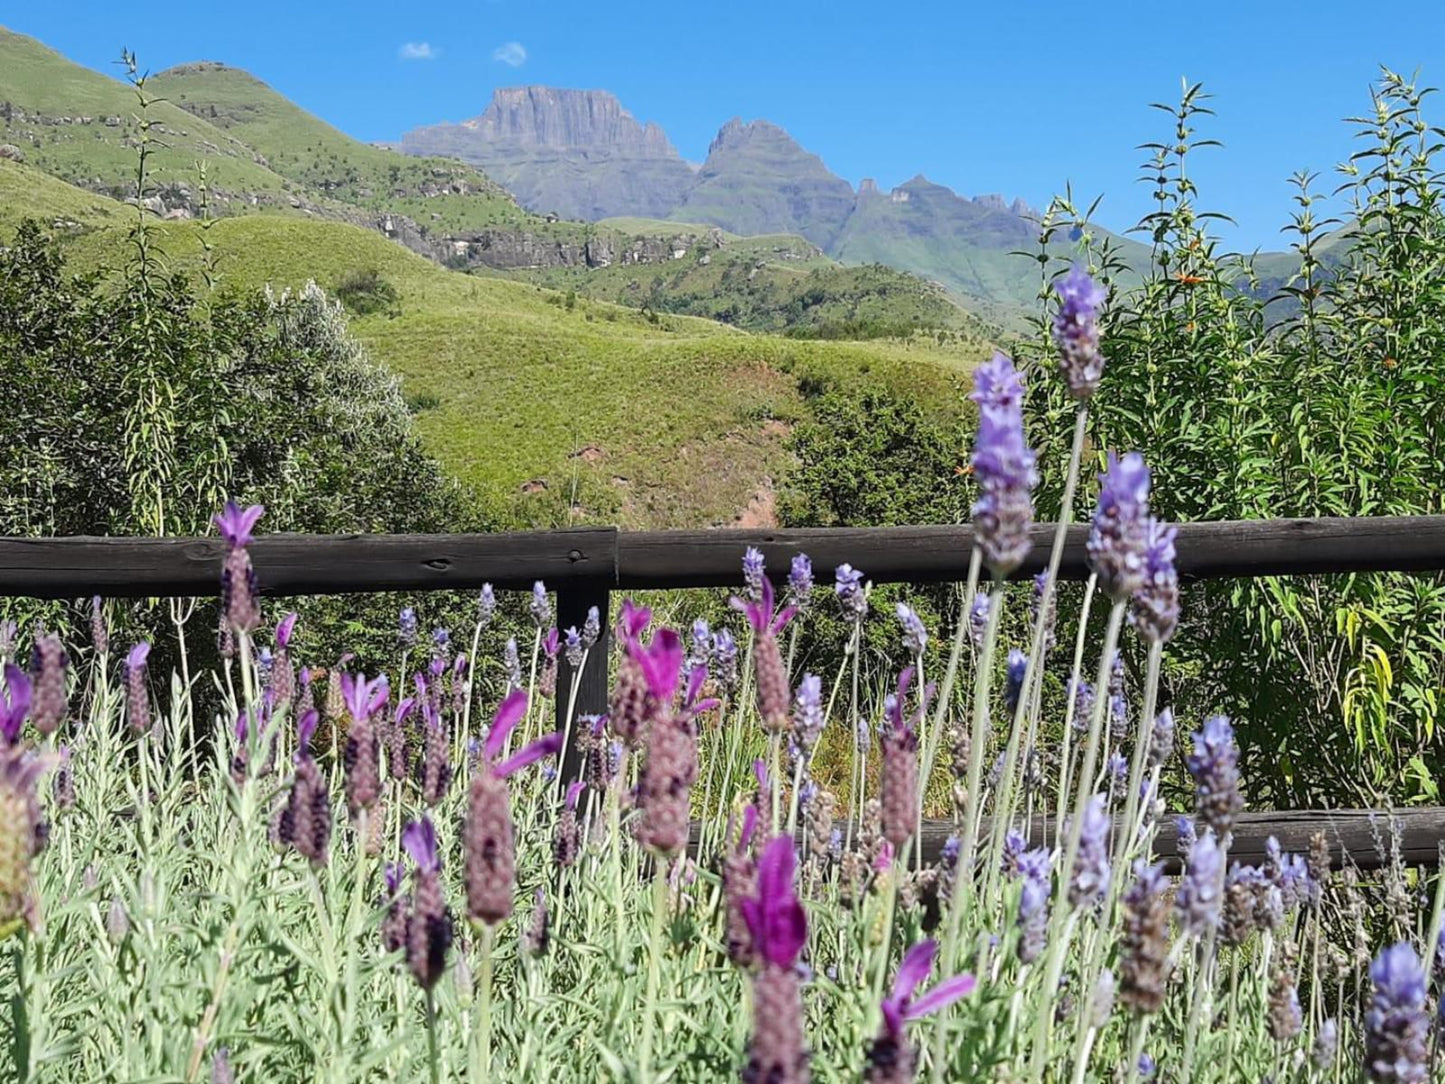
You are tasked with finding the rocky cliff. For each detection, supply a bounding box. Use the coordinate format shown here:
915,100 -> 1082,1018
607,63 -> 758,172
400,87 -> 696,221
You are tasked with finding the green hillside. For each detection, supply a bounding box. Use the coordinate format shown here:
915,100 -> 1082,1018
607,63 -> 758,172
0,157 -> 128,232
6,169 -> 972,530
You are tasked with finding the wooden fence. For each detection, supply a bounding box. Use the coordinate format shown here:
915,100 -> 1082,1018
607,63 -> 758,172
3,515 -> 1444,869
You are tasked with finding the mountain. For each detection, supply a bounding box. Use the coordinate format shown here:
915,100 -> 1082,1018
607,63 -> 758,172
400,87 -> 697,221
668,118 -> 857,249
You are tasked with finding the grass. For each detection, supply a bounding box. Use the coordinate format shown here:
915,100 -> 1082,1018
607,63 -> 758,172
0,158 -> 128,233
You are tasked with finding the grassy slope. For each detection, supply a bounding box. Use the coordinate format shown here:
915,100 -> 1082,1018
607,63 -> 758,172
0,27 -> 312,205
147,63 -> 546,236
0,158 -> 129,231
30,188 -> 970,529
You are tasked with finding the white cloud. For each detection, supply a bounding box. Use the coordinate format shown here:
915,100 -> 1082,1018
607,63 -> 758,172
492,41 -> 527,67
399,42 -> 438,61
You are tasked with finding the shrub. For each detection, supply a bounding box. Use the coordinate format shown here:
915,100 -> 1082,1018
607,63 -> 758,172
334,267 -> 400,317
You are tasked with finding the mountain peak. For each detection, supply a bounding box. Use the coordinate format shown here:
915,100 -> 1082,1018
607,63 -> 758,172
454,86 -> 680,159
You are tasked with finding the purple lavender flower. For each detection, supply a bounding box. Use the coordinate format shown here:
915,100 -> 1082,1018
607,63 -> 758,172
1069,793 -> 1110,908
1147,709 -> 1174,771
90,597 -> 108,656
1133,517 -> 1180,644
214,502 -> 265,633
1313,1018 -> 1338,1070
399,607 -> 418,650
742,547 -> 766,602
1001,828 -> 1027,877
1137,1054 -> 1156,1079
1364,943 -> 1429,1083
687,618 -> 712,676
1052,264 -> 1108,399
477,584 -> 496,628
793,674 -> 824,752
866,939 -> 977,1082
896,603 -> 928,655
29,633 -> 67,736
1068,678 -> 1095,733
787,554 -> 814,611
0,665 -> 31,745
431,627 -> 450,662
1016,846 -> 1052,963
529,581 -> 551,628
1175,814 -> 1197,852
1175,830 -> 1224,936
1186,715 -> 1244,840
582,605 -> 601,648
710,628 -> 739,692
1004,649 -> 1028,714
1107,753 -> 1128,783
564,626 -> 584,669
402,817 -> 452,990
1120,861 -> 1170,1014
969,591 -> 990,648
969,351 -> 1026,415
741,837 -> 810,1084
970,386 -> 1038,576
730,579 -> 798,733
835,564 -> 868,623
1030,573 -> 1056,654
1088,453 -> 1152,601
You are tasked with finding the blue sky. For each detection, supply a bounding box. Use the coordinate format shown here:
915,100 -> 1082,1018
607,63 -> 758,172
7,0 -> 1444,249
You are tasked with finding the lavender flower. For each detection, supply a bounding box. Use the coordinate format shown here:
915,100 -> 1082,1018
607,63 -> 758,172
1186,715 -> 1244,840
970,375 -> 1038,575
464,689 -> 563,926
835,564 -> 868,623
865,939 -> 977,1083
742,547 -> 766,601
741,837 -> 810,1084
1069,793 -> 1110,908
710,628 -> 739,692
526,581 -> 550,628
1313,1018 -> 1338,1070
0,664 -> 28,747
1001,828 -> 1027,877
271,614 -> 298,708
502,637 -> 522,691
731,579 -> 798,733
723,806 -> 761,967
582,605 -> 601,648
793,674 -> 824,753
896,604 -> 928,656
608,600 -> 653,748
418,697 -> 452,807
1004,649 -> 1028,714
957,597 -> 987,658
539,627 -> 559,699
1016,846 -> 1052,963
214,502 -> 265,633
1137,1054 -> 1156,1079
521,888 -> 549,957
51,746 -> 73,810
402,817 -> 452,990
1087,453 -> 1152,601
29,634 -> 66,736
687,619 -> 711,674
1133,517 -> 1180,643
1068,678 -> 1095,733
477,584 -> 497,628
341,673 -> 387,813
1364,943 -> 1429,1083
1147,709 -> 1174,771
1030,573 -> 1056,654
278,711 -> 331,868
969,350 -> 1026,414
881,670 -> 933,851
0,736 -> 54,931
1052,264 -> 1108,399
125,643 -> 151,735
1175,814 -> 1197,852
554,781 -> 584,867
564,626 -> 584,669
1175,830 -> 1224,936
1120,861 -> 1170,1013
633,630 -> 697,855
380,863 -> 408,953
398,607 -> 418,650
787,554 -> 814,611
90,597 -> 108,656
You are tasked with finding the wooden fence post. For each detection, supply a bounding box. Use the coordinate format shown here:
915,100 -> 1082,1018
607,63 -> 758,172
555,581 -> 611,784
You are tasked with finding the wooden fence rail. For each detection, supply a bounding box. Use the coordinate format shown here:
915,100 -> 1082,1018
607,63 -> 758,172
4,515 -> 1445,867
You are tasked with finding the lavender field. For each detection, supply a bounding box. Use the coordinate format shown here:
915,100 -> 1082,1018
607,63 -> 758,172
0,266 -> 1439,1084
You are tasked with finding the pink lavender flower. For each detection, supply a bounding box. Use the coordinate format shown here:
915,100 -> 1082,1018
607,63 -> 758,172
787,554 -> 814,611
1069,793 -> 1110,908
1186,715 -> 1244,840
1052,264 -> 1108,399
464,690 -> 562,926
895,604 -> 928,656
835,564 -> 868,623
1365,943 -> 1429,1083
1133,517 -> 1180,643
731,579 -> 798,734
970,388 -> 1037,577
743,547 -> 766,601
742,836 -> 810,1084
214,502 -> 265,633
402,817 -> 453,990
1175,830 -> 1224,936
529,581 -> 551,628
125,643 -> 151,735
866,939 -> 977,1083
1087,453 -> 1152,601
969,351 -> 1026,415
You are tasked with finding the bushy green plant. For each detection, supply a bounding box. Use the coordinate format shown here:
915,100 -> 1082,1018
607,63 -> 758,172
334,267 -> 401,317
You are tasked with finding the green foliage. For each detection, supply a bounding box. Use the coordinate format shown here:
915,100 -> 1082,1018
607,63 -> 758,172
334,267 -> 400,317
1019,73 -> 1445,807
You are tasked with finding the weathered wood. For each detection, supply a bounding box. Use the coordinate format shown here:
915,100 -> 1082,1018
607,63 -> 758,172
555,583 -> 611,784
1,516 -> 1443,599
617,516 -> 1445,590
0,528 -> 620,599
689,808 -> 1445,871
